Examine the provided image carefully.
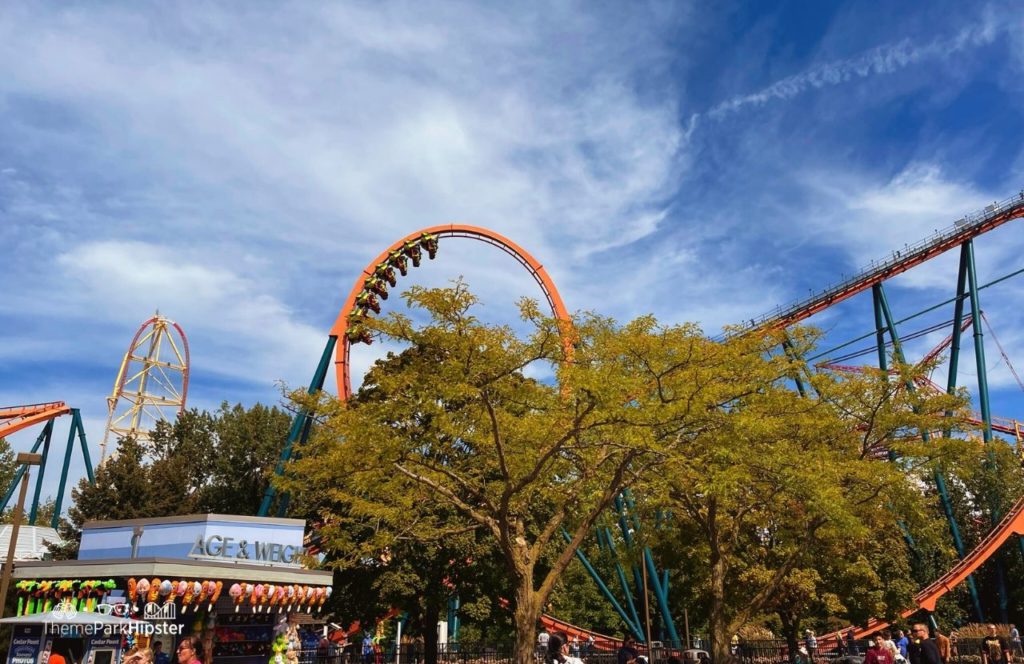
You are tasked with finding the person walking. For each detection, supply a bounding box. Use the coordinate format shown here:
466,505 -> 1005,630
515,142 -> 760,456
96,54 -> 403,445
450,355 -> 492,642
907,624 -> 941,664
865,635 -> 896,664
538,629 -> 551,660
897,631 -> 910,662
934,630 -> 950,664
362,634 -> 374,664
176,637 -> 204,664
547,633 -> 583,664
847,629 -> 860,656
617,636 -> 639,664
805,630 -> 818,660
982,625 -> 1011,664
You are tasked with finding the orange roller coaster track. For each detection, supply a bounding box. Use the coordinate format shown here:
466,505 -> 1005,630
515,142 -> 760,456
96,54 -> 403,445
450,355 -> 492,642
0,402 -> 72,439
260,224 -> 571,516
845,492 -> 1024,639
745,193 -> 1024,332
328,224 -> 571,401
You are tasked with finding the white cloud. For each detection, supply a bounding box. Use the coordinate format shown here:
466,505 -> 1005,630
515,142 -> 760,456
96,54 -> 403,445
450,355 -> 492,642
707,17 -> 1001,119
54,240 -> 325,387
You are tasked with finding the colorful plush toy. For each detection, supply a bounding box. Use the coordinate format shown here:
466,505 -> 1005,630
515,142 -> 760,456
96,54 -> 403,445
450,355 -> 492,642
158,579 -> 173,606
99,580 -> 116,610
147,578 -> 161,603
182,581 -> 198,611
136,578 -> 150,609
269,633 -> 288,664
127,578 -> 138,606
252,584 -> 265,613
304,587 -> 315,613
196,580 -> 211,609
38,580 -> 55,613
15,580 -> 35,616
54,579 -> 75,611
174,580 -> 188,607
320,587 -> 333,612
208,580 -> 223,611
230,583 -> 243,612
79,580 -> 97,611
31,580 -> 50,614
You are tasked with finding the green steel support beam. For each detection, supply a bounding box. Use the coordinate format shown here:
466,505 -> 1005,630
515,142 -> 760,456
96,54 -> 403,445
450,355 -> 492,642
76,410 -> 95,485
622,490 -> 681,647
603,527 -> 644,639
965,242 -> 993,443
0,427 -> 48,513
51,411 -> 79,528
562,530 -> 644,639
781,338 -> 808,398
809,266 -> 1024,364
614,495 -> 647,609
28,420 -> 54,526
965,240 -> 1011,623
940,247 -> 985,621
872,285 -> 889,373
275,411 -> 316,517
259,335 -> 337,516
877,280 -> 984,622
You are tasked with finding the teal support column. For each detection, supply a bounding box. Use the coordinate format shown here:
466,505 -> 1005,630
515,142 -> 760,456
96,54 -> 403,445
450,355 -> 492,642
781,337 -> 807,398
0,426 -> 48,512
447,595 -> 460,644
965,241 -> 993,443
965,240 -> 1011,623
603,526 -> 644,639
275,412 -> 317,517
75,410 -> 94,485
877,280 -> 984,621
615,495 -> 647,607
622,490 -> 681,647
28,420 -> 54,525
51,413 -> 79,528
259,335 -> 337,516
941,246 -> 985,622
563,530 -> 644,639
872,285 -> 889,373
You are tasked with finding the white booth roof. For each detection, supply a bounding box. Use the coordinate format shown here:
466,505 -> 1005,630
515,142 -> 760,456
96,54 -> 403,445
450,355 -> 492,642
0,525 -> 60,561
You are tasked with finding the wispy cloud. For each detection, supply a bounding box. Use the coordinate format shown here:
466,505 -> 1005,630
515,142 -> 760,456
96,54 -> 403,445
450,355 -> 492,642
707,18 -> 1000,119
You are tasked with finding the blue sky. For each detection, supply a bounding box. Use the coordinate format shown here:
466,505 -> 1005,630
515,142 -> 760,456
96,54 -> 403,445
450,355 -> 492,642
2,1 -> 1024,505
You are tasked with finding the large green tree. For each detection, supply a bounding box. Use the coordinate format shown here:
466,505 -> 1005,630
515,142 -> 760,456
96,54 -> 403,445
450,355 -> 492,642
653,335 -> 976,664
281,282 -> 762,664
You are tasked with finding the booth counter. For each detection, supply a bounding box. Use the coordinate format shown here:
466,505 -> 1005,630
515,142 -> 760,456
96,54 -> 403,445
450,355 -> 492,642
4,515 -> 333,664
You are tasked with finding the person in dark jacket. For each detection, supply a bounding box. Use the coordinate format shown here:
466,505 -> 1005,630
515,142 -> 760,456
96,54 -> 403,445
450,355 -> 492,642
907,624 -> 941,664
617,637 -> 639,664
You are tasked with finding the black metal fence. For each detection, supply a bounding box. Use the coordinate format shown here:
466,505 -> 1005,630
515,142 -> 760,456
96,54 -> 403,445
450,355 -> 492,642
299,637 -> 1024,664
735,638 -> 1024,664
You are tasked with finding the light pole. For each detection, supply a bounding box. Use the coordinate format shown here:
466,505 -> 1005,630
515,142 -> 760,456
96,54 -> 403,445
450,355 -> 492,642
0,452 -> 43,618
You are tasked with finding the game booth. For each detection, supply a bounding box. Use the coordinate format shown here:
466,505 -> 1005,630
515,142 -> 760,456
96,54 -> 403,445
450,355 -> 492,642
3,514 -> 333,664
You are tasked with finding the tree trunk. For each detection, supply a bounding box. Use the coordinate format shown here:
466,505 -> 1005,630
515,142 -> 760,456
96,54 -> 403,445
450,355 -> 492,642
709,553 -> 732,664
512,573 -> 541,664
422,603 -> 440,664
780,613 -> 799,664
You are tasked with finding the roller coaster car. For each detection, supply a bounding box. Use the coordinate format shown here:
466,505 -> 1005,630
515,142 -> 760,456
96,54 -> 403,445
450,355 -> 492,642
388,251 -> 409,276
356,292 -> 381,315
403,242 -> 423,267
375,265 -> 397,287
366,277 -> 389,299
420,234 -> 439,260
346,327 -> 374,345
